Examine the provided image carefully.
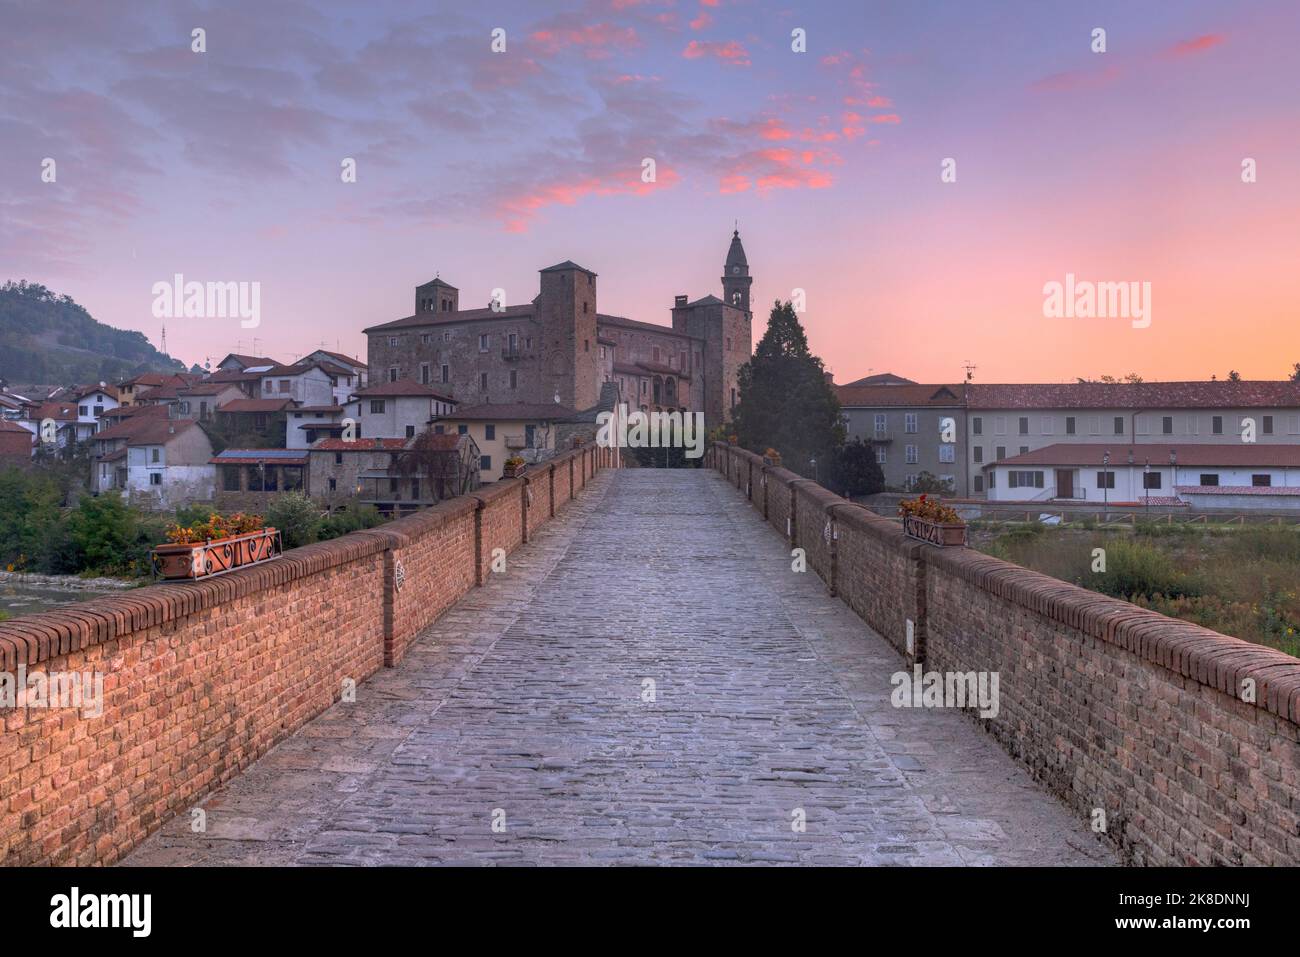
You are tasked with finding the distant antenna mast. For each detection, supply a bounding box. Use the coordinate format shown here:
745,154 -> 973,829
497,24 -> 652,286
963,360 -> 976,382
161,322 -> 168,356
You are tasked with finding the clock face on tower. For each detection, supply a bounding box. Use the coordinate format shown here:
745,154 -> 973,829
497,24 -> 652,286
731,266 -> 741,275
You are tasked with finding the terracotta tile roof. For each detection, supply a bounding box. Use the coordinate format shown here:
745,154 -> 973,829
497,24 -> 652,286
364,304 -> 534,333
598,314 -> 700,341
96,416 -> 199,446
835,384 -> 965,407
300,350 -> 364,368
218,398 -> 295,413
842,372 -> 917,386
970,381 -> 1300,410
69,383 -> 120,401
211,448 -> 309,465
179,381 -> 241,397
202,370 -> 262,383
118,372 -> 170,388
990,443 -> 1300,469
219,354 -> 276,369
352,381 -> 456,401
311,438 -> 408,451
0,419 -> 32,434
450,402 -> 579,421
32,401 -> 77,421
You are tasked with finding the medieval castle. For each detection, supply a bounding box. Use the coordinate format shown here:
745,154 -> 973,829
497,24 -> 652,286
363,230 -> 755,427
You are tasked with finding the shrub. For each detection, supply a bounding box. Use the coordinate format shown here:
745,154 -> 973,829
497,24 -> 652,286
266,492 -> 322,549
1094,539 -> 1199,600
317,505 -> 386,541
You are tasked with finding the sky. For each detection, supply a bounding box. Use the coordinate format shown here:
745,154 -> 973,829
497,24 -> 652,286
2,0 -> 1298,384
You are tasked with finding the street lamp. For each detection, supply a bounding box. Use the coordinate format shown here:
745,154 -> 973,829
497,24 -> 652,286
1144,458 -> 1150,516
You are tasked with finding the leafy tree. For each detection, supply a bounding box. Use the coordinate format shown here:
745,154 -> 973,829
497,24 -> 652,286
829,438 -> 884,496
266,491 -> 321,549
1227,370 -> 1242,382
66,492 -> 139,574
1290,363 -> 1300,383
733,300 -> 844,479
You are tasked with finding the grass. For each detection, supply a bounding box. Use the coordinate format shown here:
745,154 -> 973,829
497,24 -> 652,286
971,523 -> 1300,657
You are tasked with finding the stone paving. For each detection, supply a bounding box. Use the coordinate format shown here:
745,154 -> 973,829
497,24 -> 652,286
125,468 -> 1116,866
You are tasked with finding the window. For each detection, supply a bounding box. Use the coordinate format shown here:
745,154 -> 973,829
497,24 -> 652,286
905,444 -> 918,464
653,346 -> 661,363
458,424 -> 468,435
388,337 -> 398,347
1096,471 -> 1115,489
874,413 -> 887,436
485,424 -> 496,440
1199,474 -> 1219,486
78,405 -> 88,416
1065,417 -> 1076,435
247,466 -> 264,492
146,472 -> 160,486
584,338 -> 589,351
388,368 -> 398,383
370,400 -> 386,414
329,478 -> 337,492
479,334 -> 489,352
1135,415 -> 1149,435
1018,445 -> 1029,456
1162,416 -> 1173,435
335,452 -> 343,465
406,425 -> 416,438
222,466 -> 240,492
994,417 -> 1006,435
1008,470 -> 1044,488
972,446 -> 983,464
939,444 -> 955,463
1113,417 -> 1125,435
972,417 -> 982,436
1212,415 -> 1223,435
904,413 -> 918,434
1143,472 -> 1162,490
988,471 -> 995,489
151,448 -> 160,463
510,370 -> 517,390
996,446 -> 1006,461
421,334 -> 431,345
481,455 -> 492,471
480,372 -> 489,391
1018,416 -> 1029,435
421,363 -> 431,385
973,475 -> 984,493
1252,474 -> 1272,487
875,447 -> 886,464
441,364 -> 449,384
1263,415 -> 1274,435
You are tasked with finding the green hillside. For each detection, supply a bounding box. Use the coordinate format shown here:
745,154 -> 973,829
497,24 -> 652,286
0,281 -> 185,386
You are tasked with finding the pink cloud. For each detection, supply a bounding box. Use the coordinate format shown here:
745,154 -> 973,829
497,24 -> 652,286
690,11 -> 714,31
531,23 -> 640,58
1167,33 -> 1225,57
683,39 -> 750,66
718,147 -> 836,194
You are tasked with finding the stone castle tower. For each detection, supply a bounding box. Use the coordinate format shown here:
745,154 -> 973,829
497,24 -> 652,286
535,261 -> 600,411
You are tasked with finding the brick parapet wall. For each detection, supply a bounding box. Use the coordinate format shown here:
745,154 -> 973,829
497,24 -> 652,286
0,446 -> 610,866
710,442 -> 1300,865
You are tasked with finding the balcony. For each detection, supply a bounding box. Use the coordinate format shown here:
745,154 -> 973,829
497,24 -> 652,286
501,344 -> 521,361
504,434 -> 527,449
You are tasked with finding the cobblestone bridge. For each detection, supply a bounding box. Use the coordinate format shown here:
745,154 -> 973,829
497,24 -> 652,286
126,469 -> 1113,866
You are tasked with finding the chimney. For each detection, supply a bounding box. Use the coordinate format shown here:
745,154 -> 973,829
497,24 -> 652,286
674,295 -> 688,308
823,371 -> 835,386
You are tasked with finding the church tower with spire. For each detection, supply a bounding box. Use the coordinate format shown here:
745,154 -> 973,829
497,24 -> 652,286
722,228 -> 752,318
669,227 -> 755,426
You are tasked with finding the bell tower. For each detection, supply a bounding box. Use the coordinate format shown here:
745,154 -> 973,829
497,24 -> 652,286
721,228 -> 752,317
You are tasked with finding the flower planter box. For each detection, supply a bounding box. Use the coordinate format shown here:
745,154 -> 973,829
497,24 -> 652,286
502,463 -> 526,479
151,527 -> 282,580
903,514 -> 967,547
